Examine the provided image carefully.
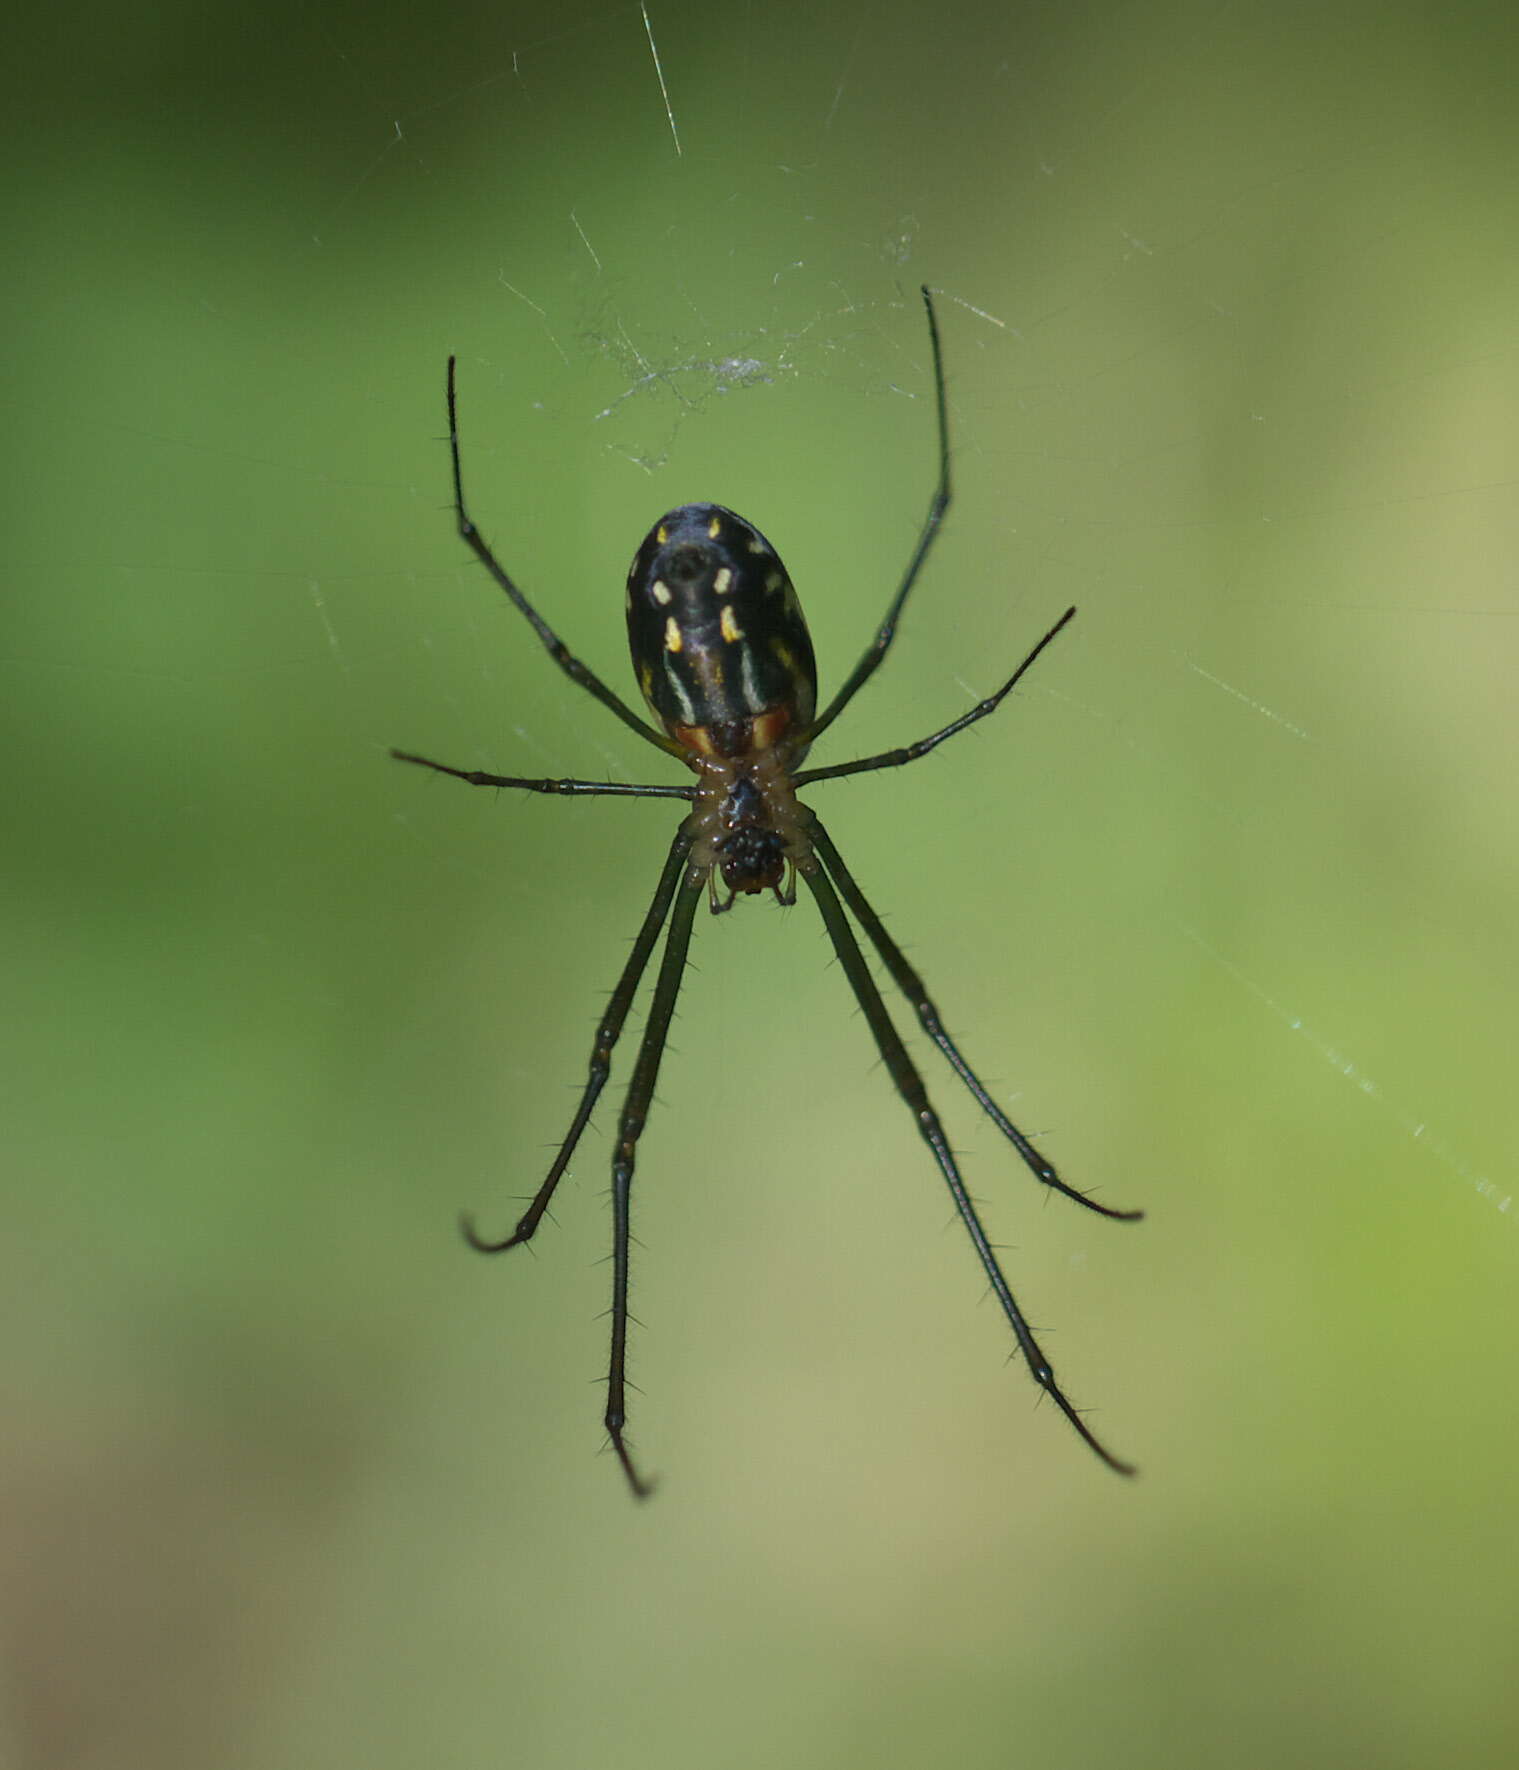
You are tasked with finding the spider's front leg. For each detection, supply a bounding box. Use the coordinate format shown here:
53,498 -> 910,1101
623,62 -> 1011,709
796,843 -> 1136,1476
458,826 -> 696,1256
603,857 -> 705,1498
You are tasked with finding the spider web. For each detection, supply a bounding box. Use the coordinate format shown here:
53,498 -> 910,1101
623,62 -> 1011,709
5,1 -> 1519,1764
297,0 -> 1516,1224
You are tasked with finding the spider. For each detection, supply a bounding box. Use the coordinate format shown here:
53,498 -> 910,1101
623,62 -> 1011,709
393,286 -> 1141,1497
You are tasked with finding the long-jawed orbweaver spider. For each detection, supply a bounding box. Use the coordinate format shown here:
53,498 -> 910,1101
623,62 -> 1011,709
393,286 -> 1142,1498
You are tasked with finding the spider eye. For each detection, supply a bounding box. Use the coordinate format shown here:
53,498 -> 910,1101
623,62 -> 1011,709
718,838 -> 786,894
624,502 -> 817,756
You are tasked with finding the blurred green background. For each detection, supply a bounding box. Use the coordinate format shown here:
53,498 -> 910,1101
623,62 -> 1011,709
5,0 -> 1517,1764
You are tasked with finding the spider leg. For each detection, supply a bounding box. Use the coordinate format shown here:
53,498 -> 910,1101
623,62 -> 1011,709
604,856 -> 705,1499
795,606 -> 1076,788
798,849 -> 1135,1476
802,286 -> 951,747
391,748 -> 693,800
446,357 -> 683,760
461,824 -> 697,1254
804,814 -> 1141,1222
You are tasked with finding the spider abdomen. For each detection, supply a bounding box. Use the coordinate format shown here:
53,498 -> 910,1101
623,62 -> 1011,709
625,503 -> 817,759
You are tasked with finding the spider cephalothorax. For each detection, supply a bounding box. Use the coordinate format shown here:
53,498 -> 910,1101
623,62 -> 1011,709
702,766 -> 800,908
393,287 -> 1142,1498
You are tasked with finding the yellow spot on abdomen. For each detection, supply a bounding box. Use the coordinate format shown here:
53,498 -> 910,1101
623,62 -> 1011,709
664,616 -> 683,653
713,566 -> 732,594
721,604 -> 744,642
